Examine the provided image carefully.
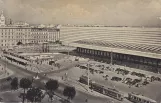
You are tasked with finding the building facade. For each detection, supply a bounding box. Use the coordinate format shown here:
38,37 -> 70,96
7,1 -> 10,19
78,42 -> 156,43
31,28 -> 60,44
0,12 -> 60,48
62,26 -> 161,73
0,27 -> 60,48
0,11 -> 5,27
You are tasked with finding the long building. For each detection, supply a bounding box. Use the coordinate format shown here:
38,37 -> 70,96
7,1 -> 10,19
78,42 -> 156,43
0,12 -> 60,48
0,27 -> 60,48
60,26 -> 161,73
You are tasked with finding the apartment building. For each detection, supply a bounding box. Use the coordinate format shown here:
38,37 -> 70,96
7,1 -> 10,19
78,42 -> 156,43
0,12 -> 60,48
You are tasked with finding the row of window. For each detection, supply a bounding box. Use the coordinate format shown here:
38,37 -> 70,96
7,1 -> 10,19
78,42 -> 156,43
1,44 -> 14,46
1,34 -> 58,38
129,95 -> 153,103
0,29 -> 31,32
1,36 -> 14,38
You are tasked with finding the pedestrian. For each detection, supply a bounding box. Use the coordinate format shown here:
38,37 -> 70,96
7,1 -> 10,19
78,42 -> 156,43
85,98 -> 88,102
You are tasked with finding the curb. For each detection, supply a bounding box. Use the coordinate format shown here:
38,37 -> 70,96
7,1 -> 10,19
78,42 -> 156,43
59,79 -> 108,99
0,62 -> 14,81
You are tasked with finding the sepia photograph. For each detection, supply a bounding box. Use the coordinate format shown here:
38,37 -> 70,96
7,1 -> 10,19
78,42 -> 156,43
0,0 -> 161,103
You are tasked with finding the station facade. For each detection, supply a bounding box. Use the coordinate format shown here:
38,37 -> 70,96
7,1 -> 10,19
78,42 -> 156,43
76,47 -> 161,73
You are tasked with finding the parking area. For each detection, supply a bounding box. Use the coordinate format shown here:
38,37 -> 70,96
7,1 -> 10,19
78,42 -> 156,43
60,60 -> 161,102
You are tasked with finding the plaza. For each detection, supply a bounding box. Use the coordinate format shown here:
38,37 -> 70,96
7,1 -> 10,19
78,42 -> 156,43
0,8 -> 161,103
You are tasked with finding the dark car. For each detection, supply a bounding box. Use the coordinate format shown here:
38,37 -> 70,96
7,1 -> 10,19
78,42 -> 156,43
111,77 -> 122,81
6,77 -> 12,81
142,81 -> 149,85
99,71 -> 104,74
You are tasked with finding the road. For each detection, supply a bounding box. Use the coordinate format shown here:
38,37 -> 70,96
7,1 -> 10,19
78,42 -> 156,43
0,59 -> 125,103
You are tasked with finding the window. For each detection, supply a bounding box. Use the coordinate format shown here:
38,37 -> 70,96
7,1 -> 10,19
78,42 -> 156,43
134,96 -> 136,100
138,98 -> 141,101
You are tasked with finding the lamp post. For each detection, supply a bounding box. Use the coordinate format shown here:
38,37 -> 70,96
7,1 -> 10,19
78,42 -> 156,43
110,51 -> 113,71
87,61 -> 90,92
110,51 -> 113,65
5,55 -> 7,75
68,43 -> 69,56
33,58 -> 41,79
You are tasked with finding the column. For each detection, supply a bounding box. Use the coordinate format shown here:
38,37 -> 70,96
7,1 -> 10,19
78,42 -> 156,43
58,29 -> 60,41
110,52 -> 113,64
85,49 -> 87,54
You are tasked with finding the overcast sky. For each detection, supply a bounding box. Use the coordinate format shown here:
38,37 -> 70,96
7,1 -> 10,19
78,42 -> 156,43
0,0 -> 161,26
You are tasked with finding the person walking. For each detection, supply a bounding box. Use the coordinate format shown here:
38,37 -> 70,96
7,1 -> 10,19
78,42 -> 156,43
85,98 -> 88,102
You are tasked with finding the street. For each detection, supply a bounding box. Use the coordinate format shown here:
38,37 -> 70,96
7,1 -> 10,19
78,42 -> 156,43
0,59 -> 125,103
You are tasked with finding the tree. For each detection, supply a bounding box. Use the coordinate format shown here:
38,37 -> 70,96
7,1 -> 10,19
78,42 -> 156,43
10,77 -> 18,90
26,87 -> 45,103
20,78 -> 32,103
63,86 -> 76,101
45,79 -> 59,101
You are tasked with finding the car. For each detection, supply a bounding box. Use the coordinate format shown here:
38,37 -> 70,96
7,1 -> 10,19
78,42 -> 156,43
135,83 -> 142,87
111,77 -> 122,81
99,71 -> 104,74
6,77 -> 12,81
154,77 -> 161,81
142,81 -> 149,85
103,75 -> 109,78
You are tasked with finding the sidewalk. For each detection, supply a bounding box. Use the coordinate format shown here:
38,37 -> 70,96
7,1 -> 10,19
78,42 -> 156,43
0,61 -> 14,80
64,78 -> 132,103
48,75 -> 131,103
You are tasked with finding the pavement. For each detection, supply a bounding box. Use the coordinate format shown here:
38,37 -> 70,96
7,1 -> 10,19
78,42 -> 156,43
48,67 -> 132,103
75,61 -> 161,103
2,52 -> 160,102
0,89 -> 63,103
0,58 -> 127,103
0,61 -> 14,81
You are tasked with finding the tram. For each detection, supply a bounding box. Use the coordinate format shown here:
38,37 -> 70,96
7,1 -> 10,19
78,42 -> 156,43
128,93 -> 157,103
103,87 -> 124,101
79,75 -> 90,85
79,76 -> 124,101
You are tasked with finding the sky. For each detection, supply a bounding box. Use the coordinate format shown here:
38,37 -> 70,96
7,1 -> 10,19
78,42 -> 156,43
0,0 -> 161,26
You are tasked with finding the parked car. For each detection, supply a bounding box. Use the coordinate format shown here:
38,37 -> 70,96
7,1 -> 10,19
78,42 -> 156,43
6,77 -> 12,81
142,81 -> 149,85
111,77 -> 122,81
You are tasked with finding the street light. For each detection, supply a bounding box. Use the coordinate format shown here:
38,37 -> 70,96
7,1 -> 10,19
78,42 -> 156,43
33,58 -> 41,80
110,51 -> 113,65
87,61 -> 90,92
68,43 -> 70,56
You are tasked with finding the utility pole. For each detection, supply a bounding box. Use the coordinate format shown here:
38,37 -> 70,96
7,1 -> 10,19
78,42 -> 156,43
68,43 -> 69,56
110,51 -> 113,65
5,56 -> 7,75
87,61 -> 90,92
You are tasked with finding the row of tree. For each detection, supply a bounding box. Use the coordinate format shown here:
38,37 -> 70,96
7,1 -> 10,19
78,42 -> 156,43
10,77 -> 76,103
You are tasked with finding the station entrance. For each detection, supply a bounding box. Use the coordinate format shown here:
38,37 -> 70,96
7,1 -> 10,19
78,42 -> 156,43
76,47 -> 161,73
